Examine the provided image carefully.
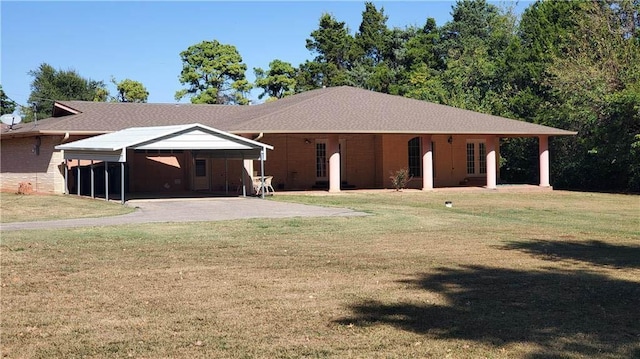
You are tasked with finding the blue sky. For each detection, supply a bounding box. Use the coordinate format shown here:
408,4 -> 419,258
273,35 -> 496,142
1,1 -> 533,110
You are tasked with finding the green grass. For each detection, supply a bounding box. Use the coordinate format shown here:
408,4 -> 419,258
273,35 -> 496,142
1,190 -> 639,358
0,192 -> 134,223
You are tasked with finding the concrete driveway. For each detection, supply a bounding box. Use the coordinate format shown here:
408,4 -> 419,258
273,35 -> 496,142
1,197 -> 366,231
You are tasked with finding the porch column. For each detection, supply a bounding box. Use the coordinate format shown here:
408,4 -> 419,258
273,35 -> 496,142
243,159 -> 254,195
539,135 -> 550,187
486,135 -> 497,189
422,135 -> 433,190
328,134 -> 340,192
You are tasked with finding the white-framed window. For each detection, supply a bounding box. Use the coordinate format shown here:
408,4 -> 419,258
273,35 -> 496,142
316,141 -> 327,179
466,140 -> 486,176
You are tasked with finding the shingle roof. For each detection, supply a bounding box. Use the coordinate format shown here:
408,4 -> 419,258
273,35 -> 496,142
1,86 -> 576,137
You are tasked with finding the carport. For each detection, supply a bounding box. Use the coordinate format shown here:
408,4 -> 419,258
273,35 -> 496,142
55,123 -> 273,204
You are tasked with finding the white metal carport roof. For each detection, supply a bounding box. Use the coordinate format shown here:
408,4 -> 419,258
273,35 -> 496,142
55,123 -> 273,162
55,123 -> 274,203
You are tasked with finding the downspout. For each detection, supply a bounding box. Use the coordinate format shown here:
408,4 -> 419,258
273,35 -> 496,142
253,132 -> 264,141
60,132 -> 70,143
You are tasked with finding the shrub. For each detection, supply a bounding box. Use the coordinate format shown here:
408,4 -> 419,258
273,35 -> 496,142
17,182 -> 33,195
389,168 -> 412,191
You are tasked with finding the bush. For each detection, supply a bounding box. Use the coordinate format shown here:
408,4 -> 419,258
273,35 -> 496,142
17,182 -> 33,195
389,168 -> 412,191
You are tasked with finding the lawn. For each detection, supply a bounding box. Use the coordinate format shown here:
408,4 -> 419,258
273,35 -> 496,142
1,190 -> 639,358
0,192 -> 133,223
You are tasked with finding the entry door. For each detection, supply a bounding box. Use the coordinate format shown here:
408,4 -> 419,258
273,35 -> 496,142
315,140 -> 328,181
315,139 -> 346,182
466,140 -> 487,176
194,158 -> 210,190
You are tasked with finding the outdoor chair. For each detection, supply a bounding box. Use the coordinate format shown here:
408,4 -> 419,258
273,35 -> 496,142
253,175 -> 275,196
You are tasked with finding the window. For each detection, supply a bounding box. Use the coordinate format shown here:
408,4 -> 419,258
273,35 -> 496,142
316,142 -> 327,178
408,137 -> 422,177
466,143 -> 475,175
466,140 -> 486,176
195,159 -> 206,177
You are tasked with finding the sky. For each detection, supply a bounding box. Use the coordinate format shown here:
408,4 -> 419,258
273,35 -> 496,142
1,1 -> 534,111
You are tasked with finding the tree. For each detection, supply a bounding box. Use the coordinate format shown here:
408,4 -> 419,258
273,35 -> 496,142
26,63 -> 108,121
540,0 -> 640,191
355,2 -> 390,66
254,60 -> 297,100
0,85 -> 16,114
111,78 -> 149,103
175,40 -> 251,105
299,13 -> 358,90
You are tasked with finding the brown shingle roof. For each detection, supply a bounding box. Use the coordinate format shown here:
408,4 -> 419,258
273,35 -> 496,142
1,86 -> 576,137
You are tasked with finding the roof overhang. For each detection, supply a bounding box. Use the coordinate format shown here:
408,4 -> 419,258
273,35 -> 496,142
55,123 -> 273,162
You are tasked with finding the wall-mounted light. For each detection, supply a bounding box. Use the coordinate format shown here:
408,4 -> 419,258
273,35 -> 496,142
447,136 -> 453,144
304,138 -> 311,144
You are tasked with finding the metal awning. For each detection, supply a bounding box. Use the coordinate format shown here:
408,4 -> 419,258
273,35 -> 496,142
55,123 -> 273,161
55,123 -> 274,203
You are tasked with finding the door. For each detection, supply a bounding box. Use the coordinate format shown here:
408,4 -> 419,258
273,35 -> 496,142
194,158 -> 210,190
316,140 -> 328,181
315,139 -> 346,182
466,140 -> 487,177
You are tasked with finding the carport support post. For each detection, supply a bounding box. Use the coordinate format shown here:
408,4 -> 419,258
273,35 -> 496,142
105,161 -> 109,202
121,162 -> 125,205
260,149 -> 266,199
422,135 -> 433,190
90,160 -> 95,198
539,135 -> 550,187
64,159 -> 68,195
486,135 -> 497,189
77,161 -> 81,196
241,154 -> 246,197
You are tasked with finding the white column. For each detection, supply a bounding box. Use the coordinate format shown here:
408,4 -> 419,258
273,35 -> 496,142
486,136 -> 497,189
422,135 -> 433,190
539,135 -> 550,187
328,134 -> 340,192
243,159 -> 254,195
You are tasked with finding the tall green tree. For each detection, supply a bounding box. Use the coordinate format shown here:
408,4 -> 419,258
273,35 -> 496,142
26,63 -> 108,121
175,40 -> 251,105
541,0 -> 640,191
300,13 -> 358,89
349,2 -> 400,92
355,2 -> 390,66
0,85 -> 17,114
112,78 -> 149,103
254,60 -> 297,100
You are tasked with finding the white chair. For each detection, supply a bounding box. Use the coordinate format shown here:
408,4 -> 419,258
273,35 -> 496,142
253,176 -> 275,195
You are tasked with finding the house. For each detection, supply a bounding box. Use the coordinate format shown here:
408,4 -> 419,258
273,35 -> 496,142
0,86 -> 576,199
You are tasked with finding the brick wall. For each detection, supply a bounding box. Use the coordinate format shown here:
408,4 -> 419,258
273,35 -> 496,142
1,135 -> 66,193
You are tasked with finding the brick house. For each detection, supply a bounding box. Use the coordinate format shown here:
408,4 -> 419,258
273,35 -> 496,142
0,86 -> 575,197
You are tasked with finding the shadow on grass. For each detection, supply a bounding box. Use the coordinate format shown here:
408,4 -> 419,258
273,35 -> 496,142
335,266 -> 640,358
502,239 -> 640,269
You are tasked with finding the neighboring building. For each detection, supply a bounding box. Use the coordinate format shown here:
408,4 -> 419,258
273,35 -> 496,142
0,86 -> 575,197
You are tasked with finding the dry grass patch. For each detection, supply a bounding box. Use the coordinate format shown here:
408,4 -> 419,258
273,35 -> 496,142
1,191 -> 639,358
0,192 -> 133,223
